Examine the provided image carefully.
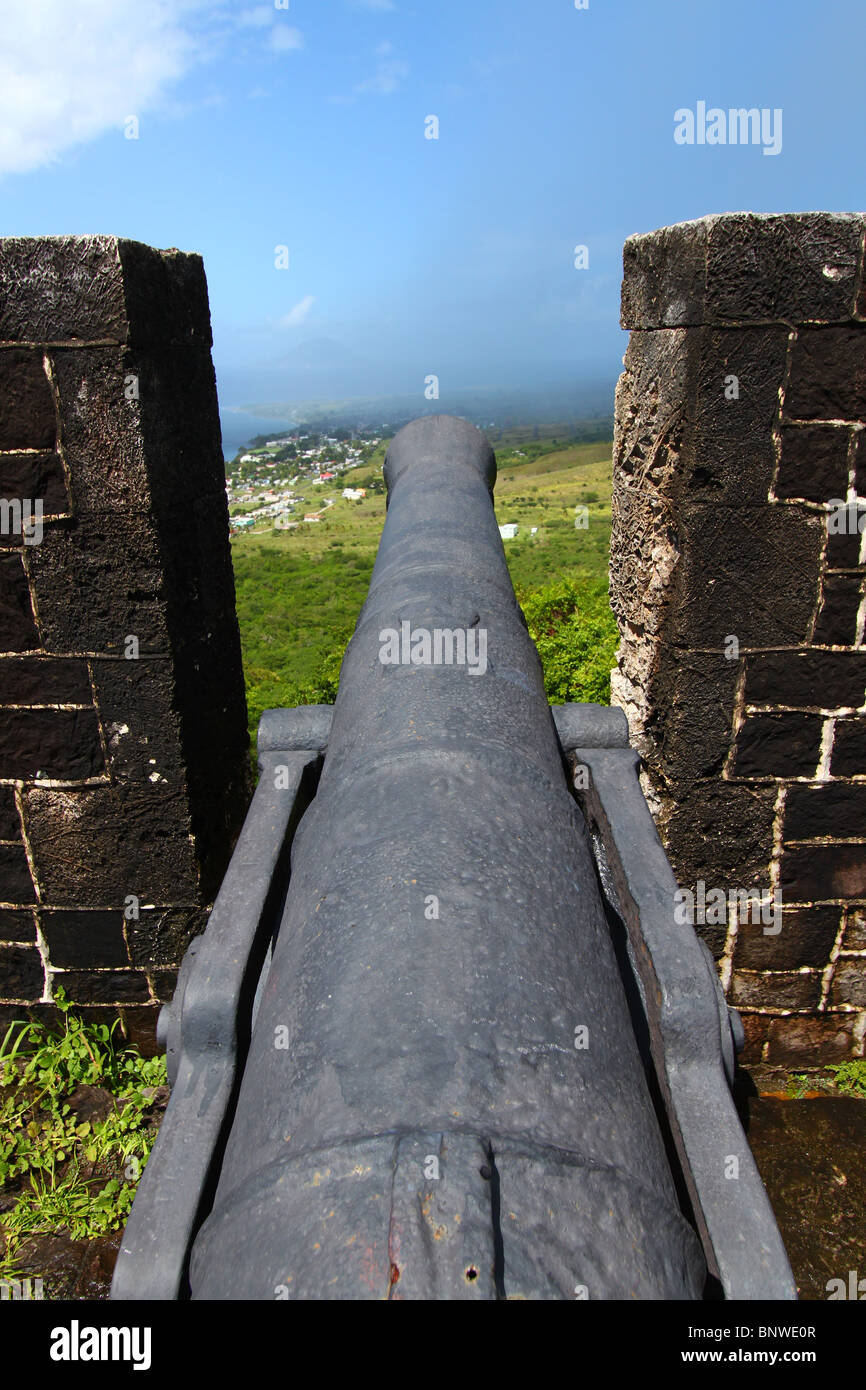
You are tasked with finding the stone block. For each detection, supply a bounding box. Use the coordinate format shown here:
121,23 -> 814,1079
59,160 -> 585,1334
672,503 -> 823,648
635,647 -> 739,786
825,517 -> 864,570
844,908 -> 866,948
786,326 -> 866,422
780,842 -> 866,902
854,430 -> 866,493
54,969 -> 150,1005
0,707 -> 104,780
89,657 -> 185,786
705,213 -> 863,325
0,909 -> 36,943
0,944 -> 43,1000
737,1010 -> 771,1064
691,327 -> 788,503
830,959 -> 866,1008
661,780 -> 777,887
116,1005 -> 161,1056
621,219 -> 710,328
149,968 -> 177,1001
0,553 -> 39,651
784,782 -> 866,841
126,906 -> 207,968
27,512 -> 168,655
0,349 -> 56,450
733,906 -> 840,970
813,574 -> 864,646
0,843 -> 35,902
23,784 -> 199,906
730,969 -> 822,1011
621,213 -> 865,329
0,784 -> 19,838
766,1014 -> 859,1065
0,236 -> 211,347
0,452 -> 69,519
831,719 -> 866,776
776,424 -> 850,502
0,656 -> 91,704
732,712 -> 823,779
745,649 -> 866,711
40,910 -> 129,968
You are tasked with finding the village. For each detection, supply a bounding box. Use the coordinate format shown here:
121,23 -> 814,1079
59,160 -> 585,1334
225,429 -> 384,534
226,429 -> 546,545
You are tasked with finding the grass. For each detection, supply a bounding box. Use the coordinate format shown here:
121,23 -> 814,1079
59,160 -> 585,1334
230,434 -> 618,744
0,988 -> 166,1280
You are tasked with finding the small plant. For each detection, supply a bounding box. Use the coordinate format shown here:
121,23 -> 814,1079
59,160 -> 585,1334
825,1059 -> 866,1098
786,1072 -> 814,1099
0,987 -> 166,1280
784,1060 -> 866,1099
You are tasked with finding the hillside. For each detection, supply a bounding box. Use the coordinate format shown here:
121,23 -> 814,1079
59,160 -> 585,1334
230,432 -> 617,744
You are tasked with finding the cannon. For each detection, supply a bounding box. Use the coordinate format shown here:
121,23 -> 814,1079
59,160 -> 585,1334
112,415 -> 796,1301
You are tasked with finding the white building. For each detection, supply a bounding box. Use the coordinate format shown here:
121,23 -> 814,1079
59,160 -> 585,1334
499,523 -> 519,540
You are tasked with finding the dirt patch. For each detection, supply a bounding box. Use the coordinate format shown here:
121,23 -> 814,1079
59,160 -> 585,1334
739,1086 -> 866,1300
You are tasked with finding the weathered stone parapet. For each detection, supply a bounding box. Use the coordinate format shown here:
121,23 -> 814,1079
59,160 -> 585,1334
0,237 -> 250,1046
611,212 -> 866,1066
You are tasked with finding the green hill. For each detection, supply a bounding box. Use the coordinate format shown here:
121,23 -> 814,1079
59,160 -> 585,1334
230,433 -> 618,746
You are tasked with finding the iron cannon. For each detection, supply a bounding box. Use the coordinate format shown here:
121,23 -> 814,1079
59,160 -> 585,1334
112,415 -> 795,1301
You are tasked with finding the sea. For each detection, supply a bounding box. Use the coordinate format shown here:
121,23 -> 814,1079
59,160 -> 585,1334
218,410 -> 296,462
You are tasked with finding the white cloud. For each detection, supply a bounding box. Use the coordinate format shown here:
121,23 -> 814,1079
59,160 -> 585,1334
237,5 -> 273,27
269,25 -> 304,53
280,295 -> 315,326
0,1 -> 305,180
0,0 -> 206,178
354,55 -> 408,96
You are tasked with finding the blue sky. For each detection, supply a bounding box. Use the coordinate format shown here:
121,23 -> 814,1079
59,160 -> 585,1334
2,0 -> 865,409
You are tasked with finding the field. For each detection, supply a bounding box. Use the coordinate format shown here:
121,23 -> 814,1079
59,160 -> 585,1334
230,432 -> 617,744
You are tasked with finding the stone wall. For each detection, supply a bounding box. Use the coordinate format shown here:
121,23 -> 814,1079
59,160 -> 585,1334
0,237 -> 250,1049
611,212 -> 866,1068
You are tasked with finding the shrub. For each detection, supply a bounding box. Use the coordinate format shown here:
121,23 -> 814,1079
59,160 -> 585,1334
518,577 -> 618,705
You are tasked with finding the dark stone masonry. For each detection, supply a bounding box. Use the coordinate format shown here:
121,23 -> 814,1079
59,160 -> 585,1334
612,212 -> 866,1067
0,236 -> 250,1049
3,224 -> 864,1072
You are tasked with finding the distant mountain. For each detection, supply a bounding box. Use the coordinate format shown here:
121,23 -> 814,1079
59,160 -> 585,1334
232,382 -> 615,433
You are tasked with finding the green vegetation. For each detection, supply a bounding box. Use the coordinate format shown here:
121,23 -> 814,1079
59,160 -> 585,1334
520,577 -> 620,704
786,1060 -> 866,1099
826,1060 -> 866,1098
0,988 -> 166,1278
231,433 -> 618,748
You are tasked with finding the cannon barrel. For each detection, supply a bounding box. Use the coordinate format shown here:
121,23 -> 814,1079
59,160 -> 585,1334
112,414 -> 796,1301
